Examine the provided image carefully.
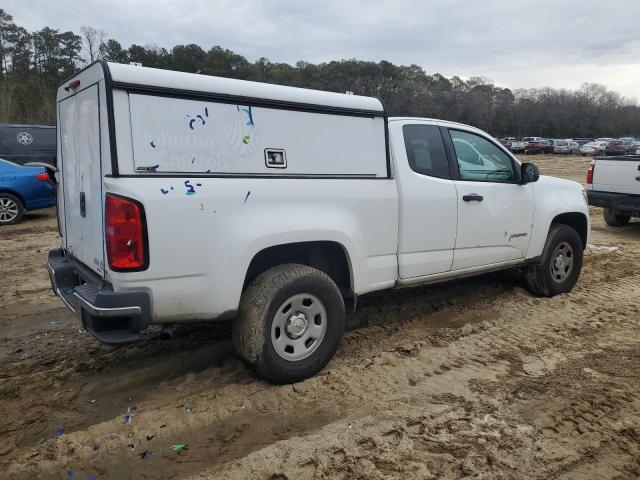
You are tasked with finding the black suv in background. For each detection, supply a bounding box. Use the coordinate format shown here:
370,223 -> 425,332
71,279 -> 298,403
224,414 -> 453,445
0,124 -> 56,166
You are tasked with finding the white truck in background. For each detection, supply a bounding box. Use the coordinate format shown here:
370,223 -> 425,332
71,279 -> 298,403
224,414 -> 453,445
587,155 -> 640,226
509,138 -> 526,153
48,61 -> 590,383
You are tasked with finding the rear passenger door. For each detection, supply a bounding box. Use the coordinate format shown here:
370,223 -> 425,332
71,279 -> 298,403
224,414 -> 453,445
391,122 -> 458,279
444,128 -> 534,271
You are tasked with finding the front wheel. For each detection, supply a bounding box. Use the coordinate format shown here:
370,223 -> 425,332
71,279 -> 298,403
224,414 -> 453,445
0,193 -> 24,225
233,264 -> 345,384
603,209 -> 630,227
524,224 -> 583,297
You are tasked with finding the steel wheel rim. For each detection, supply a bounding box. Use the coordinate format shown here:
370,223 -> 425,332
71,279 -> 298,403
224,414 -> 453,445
550,241 -> 574,284
271,293 -> 327,361
0,198 -> 19,223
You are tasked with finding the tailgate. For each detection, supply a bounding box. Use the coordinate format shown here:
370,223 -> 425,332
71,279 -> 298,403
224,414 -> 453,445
592,157 -> 640,195
58,84 -> 105,276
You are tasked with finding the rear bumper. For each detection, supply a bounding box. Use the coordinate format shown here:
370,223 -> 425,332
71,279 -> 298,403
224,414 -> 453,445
587,190 -> 640,215
25,197 -> 56,211
47,248 -> 151,345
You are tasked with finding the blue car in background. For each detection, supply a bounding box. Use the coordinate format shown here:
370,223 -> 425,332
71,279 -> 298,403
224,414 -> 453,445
0,158 -> 56,225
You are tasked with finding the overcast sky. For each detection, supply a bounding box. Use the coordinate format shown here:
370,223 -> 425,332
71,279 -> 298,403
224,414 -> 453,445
6,0 -> 640,100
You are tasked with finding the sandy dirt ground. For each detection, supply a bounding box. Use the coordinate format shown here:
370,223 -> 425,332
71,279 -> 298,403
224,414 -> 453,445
1,155 -> 639,480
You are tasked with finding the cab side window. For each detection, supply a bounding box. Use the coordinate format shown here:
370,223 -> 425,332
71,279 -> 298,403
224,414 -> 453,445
450,130 -> 515,182
402,124 -> 451,179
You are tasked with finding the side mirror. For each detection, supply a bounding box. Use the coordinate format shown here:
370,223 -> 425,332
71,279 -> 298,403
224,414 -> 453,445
520,162 -> 539,184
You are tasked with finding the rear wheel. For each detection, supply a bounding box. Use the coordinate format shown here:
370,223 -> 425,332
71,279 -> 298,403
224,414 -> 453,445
603,209 -> 630,227
233,264 -> 345,384
525,224 -> 583,297
0,193 -> 24,225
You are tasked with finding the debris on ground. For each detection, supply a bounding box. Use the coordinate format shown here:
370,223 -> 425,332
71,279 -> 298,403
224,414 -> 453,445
522,360 -> 547,377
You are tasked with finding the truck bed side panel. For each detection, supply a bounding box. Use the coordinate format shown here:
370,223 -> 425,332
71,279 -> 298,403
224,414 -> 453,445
592,156 -> 640,195
104,176 -> 399,322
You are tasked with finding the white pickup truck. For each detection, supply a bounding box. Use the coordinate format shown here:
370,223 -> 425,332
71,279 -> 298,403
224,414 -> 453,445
48,62 -> 590,383
587,155 -> 640,226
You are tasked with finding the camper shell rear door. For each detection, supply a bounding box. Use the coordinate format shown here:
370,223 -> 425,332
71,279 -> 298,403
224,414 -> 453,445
57,62 -> 112,277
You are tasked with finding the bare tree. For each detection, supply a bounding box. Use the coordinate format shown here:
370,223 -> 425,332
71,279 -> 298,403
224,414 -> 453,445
80,25 -> 105,63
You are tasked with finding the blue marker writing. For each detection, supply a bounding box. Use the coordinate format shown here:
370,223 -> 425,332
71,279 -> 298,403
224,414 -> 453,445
237,105 -> 254,125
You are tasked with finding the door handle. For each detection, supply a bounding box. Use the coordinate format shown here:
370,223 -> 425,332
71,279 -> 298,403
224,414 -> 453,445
79,192 -> 86,217
463,193 -> 483,202
636,176 -> 640,182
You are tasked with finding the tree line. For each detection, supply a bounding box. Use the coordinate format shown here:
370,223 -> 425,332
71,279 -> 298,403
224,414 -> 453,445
1,8 -> 638,138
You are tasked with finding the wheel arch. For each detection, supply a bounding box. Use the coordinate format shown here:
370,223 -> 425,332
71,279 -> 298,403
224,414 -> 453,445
0,189 -> 26,208
550,212 -> 588,249
243,240 -> 355,302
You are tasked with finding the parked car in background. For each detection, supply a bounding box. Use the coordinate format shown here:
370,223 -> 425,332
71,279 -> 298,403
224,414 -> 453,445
554,140 -> 580,155
572,138 -> 595,146
499,138 -> 512,148
510,139 -> 526,153
0,158 -> 56,225
525,139 -> 554,154
500,137 -> 525,153
580,141 -> 608,156
567,141 -> 581,154
553,140 -> 569,154
595,137 -> 614,143
0,124 -> 57,167
605,139 -> 637,156
522,136 -> 543,147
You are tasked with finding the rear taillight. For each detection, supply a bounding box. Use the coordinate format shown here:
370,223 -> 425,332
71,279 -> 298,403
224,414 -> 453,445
105,194 -> 148,271
35,172 -> 50,181
586,163 -> 594,184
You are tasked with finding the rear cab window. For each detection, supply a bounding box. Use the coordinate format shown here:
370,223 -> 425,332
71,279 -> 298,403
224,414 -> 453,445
402,124 -> 451,179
